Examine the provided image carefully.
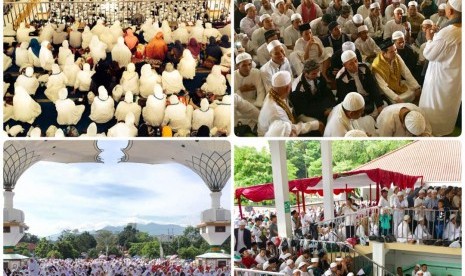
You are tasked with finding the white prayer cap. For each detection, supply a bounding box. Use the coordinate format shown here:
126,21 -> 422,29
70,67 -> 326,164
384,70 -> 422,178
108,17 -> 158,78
450,214 -> 457,219
347,273 -> 354,276
222,95 -> 232,104
272,71 -> 292,88
438,3 -> 446,10
344,129 -> 367,137
397,191 -> 405,196
432,189 -> 438,194
260,14 -> 271,22
357,25 -> 368,33
244,3 -> 255,11
403,214 -> 410,221
342,41 -> 356,52
200,98 -> 209,111
298,262 -> 308,269
392,0 -> 400,3
342,92 -> 365,111
286,259 -> 294,266
335,257 -> 343,262
58,88 -> 68,100
330,262 -> 337,268
392,31 -> 405,40
30,127 -> 41,137
353,14 -> 364,24
52,64 -> 61,74
291,13 -> 302,21
267,39 -> 283,53
275,0 -> 285,7
98,86 -> 109,100
265,120 -> 292,137
167,95 -> 181,107
124,91 -> 133,103
370,2 -> 380,9
394,7 -> 403,14
25,67 -> 34,77
127,62 -> 135,72
125,112 -> 135,125
408,1 -> 418,7
263,261 -> 270,270
83,63 -> 91,71
239,219 -> 247,226
341,49 -> 357,64
235,52 -> 252,64
311,258 -> 319,263
422,19 -> 433,26
405,111 -> 426,136
415,264 -> 420,268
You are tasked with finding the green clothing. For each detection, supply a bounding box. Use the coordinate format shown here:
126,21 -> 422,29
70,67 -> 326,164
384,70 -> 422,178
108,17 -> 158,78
380,213 -> 392,229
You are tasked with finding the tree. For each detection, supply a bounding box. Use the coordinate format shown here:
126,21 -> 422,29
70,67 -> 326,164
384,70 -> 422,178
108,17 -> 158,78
34,238 -> 54,258
178,246 -> 202,259
140,240 -> 160,258
118,225 -> 139,250
95,230 -> 118,256
75,231 -> 97,254
15,242 -> 32,257
19,233 -> 39,244
46,250 -> 63,259
54,240 -> 79,259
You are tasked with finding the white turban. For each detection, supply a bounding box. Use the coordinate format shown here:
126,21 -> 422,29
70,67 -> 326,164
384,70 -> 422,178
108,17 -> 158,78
275,0 -> 284,7
291,13 -> 302,21
341,50 -> 357,64
392,31 -> 405,40
404,111 -> 426,136
244,3 -> 255,12
267,39 -> 282,53
342,92 -> 364,111
235,52 -> 252,64
25,67 -> 34,77
353,14 -> 364,24
169,94 -> 179,104
358,25 -> 368,33
272,71 -> 291,87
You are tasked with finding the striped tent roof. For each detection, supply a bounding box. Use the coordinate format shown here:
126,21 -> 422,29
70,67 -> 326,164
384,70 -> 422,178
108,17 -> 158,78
351,140 -> 461,184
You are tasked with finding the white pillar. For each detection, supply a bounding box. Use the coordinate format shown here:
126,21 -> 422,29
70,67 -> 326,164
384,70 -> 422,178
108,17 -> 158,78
4,191 -> 14,209
269,140 -> 292,238
321,141 -> 335,220
211,191 -> 222,209
372,241 -> 387,276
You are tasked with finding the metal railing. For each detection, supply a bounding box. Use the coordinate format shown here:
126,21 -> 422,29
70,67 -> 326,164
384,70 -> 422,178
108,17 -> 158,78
4,0 -> 230,29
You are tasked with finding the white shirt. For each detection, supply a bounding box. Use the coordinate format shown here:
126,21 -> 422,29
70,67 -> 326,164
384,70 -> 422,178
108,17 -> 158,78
142,94 -> 166,126
376,103 -> 432,137
260,58 -> 293,92
364,16 -> 384,39
234,68 -> 266,108
340,205 -> 357,226
354,37 -> 381,59
90,96 -> 115,124
240,16 -> 260,38
283,25 -> 300,47
443,222 -> 461,241
324,103 -> 376,137
383,20 -> 411,40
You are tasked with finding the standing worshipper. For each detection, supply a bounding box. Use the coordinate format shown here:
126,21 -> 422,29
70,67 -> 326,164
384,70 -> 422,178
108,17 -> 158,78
419,0 -> 461,136
234,220 -> 252,252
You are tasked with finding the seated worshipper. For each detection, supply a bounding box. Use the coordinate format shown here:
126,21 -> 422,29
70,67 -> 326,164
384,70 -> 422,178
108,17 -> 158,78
190,20 -> 206,44
260,40 -> 293,93
255,248 -> 269,265
39,40 -> 55,71
322,22 -> 351,53
258,71 -> 321,137
324,92 -> 376,137
430,4 -> 448,29
354,25 -> 381,63
89,35 -> 108,65
326,0 -> 353,18
55,88 -> 85,125
342,13 -> 364,41
372,40 -> 421,104
330,41 -> 363,83
336,50 -> 384,116
81,26 -> 93,49
91,19 -> 106,37
385,0 -> 408,23
12,86 -> 42,124
365,2 -> 384,42
259,0 -> 274,16
120,63 -> 140,95
397,215 -> 415,243
357,0 -> 372,19
234,93 -> 260,135
255,29 -> 277,67
124,28 -> 139,52
311,14 -> 333,38
172,23 -> 190,44
15,67 -> 39,95
45,64 -> 68,103
443,214 -> 461,241
376,103 -> 432,137
57,40 -> 73,66
249,13 -> 274,52
279,259 -> 294,276
107,112 -> 138,137
406,1 -> 425,39
74,63 -> 94,93
392,31 -> 421,81
203,22 -> 222,42
415,20 -> 433,49
162,95 -> 193,133
414,217 -> 432,240
139,64 -> 162,98
234,53 -> 265,108
52,24 -> 68,47
161,20 -> 174,45
62,55 -> 81,87
39,22 -> 55,43
337,5 -> 353,28
283,14 -> 303,50
162,63 -> 186,95
213,95 -> 232,135
110,20 -> 123,41
142,84 -> 166,126
289,60 -> 336,127
205,36 -> 224,65
296,0 -> 324,24
112,37 -> 132,68
69,25 -> 82,48
192,98 -> 214,131
187,38 -> 202,60
145,32 -> 168,61
16,22 -> 35,44
384,7 -> 412,41
178,49 -> 197,80
115,91 -> 142,126
240,3 -> 261,38
89,86 -> 115,124
15,42 -> 30,68
201,65 -> 227,96
80,122 -> 106,137
271,0 -> 294,34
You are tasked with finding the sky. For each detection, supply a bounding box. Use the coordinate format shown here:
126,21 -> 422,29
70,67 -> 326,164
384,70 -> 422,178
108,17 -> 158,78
13,141 -> 232,238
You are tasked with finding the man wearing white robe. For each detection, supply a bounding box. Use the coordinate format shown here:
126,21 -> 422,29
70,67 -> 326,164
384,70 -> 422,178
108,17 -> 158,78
443,214 -> 461,241
69,25 -> 82,48
80,123 -> 106,137
213,95 -> 231,135
376,103 -> 432,137
107,112 -> 138,137
58,40 -> 73,66
74,63 -> 94,93
163,95 -> 192,132
413,217 -> 432,240
283,14 -> 302,50
55,88 -> 85,125
178,49 -> 197,80
139,64 -> 162,98
419,0 -> 462,136
16,22 -> 35,44
15,42 -> 30,68
397,215 -> 414,242
114,91 -> 142,125
234,53 -> 266,108
15,67 -> 39,95
192,98 -> 214,130
13,86 -> 42,124
393,191 -> 408,236
112,37 -> 132,68
62,55 -> 81,87
201,65 -> 227,96
120,63 -> 140,95
260,40 -> 293,93
142,85 -> 166,126
162,63 -> 186,95
271,0 -> 294,34
89,86 -> 115,123
39,40 -> 55,71
45,64 -> 68,103
240,4 -> 261,38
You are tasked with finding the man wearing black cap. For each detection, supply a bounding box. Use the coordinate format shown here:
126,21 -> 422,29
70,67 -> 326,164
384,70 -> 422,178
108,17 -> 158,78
290,59 -> 336,126
322,21 -> 350,53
